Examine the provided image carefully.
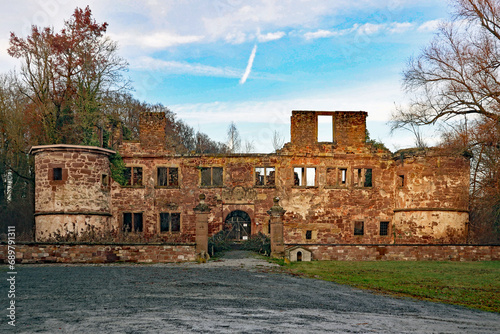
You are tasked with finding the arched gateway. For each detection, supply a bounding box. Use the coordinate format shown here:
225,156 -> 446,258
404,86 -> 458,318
225,210 -> 251,241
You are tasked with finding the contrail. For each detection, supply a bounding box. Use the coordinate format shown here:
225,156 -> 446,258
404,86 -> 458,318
240,44 -> 257,84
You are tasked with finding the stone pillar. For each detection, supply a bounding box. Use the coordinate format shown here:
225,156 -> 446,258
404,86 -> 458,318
194,194 -> 210,261
267,197 -> 286,258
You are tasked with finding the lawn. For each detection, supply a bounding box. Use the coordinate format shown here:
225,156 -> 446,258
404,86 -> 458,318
281,260 -> 500,313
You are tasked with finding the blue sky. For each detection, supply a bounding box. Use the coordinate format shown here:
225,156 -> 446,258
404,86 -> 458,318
0,0 -> 451,152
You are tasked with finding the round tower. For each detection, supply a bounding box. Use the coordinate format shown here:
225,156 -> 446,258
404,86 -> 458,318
393,150 -> 469,244
29,144 -> 115,241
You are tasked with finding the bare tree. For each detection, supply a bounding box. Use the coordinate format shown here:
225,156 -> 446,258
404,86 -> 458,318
243,140 -> 255,153
392,0 -> 500,129
392,0 -> 500,243
226,121 -> 241,153
272,130 -> 285,152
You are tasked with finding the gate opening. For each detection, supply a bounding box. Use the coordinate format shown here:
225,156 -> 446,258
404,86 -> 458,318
225,210 -> 251,241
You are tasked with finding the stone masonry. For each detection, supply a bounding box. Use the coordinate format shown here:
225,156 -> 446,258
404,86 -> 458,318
29,110 -> 471,260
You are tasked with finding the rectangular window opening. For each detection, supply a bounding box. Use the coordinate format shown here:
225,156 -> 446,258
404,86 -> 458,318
255,167 -> 275,186
318,115 -> 333,142
293,167 -> 303,186
294,167 -> 316,186
305,230 -> 312,240
53,168 -> 62,181
160,213 -> 181,232
340,169 -> 347,185
157,167 -> 179,187
123,212 -> 143,233
398,175 -> 405,188
364,168 -> 372,187
354,221 -> 364,236
101,174 -> 109,189
201,167 -> 223,187
306,168 -> 316,187
354,168 -> 373,187
125,167 -> 143,186
380,221 -> 389,236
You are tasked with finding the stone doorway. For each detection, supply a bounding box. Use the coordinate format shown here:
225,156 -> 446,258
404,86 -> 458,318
225,210 -> 251,241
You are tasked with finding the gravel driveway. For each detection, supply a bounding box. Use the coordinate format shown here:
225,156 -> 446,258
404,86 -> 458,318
2,251 -> 499,333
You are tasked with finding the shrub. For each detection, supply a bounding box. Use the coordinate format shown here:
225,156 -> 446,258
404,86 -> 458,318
242,232 -> 271,256
208,230 -> 231,256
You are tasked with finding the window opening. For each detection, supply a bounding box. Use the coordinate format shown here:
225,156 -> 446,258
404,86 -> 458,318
354,221 -> 364,236
53,168 -> 62,181
255,167 -> 275,186
157,167 -> 179,187
398,175 -> 405,188
318,115 -> 333,142
124,167 -> 143,186
353,168 -> 372,187
160,213 -> 181,232
123,213 -> 143,233
340,168 -> 347,185
294,167 -> 316,186
306,230 -> 312,240
380,221 -> 389,236
201,167 -> 223,187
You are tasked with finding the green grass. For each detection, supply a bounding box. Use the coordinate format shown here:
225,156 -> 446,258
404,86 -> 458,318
281,261 -> 500,313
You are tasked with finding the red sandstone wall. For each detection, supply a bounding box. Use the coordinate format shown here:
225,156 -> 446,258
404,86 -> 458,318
1,244 -> 497,263
0,244 -> 196,263
393,152 -> 470,243
302,244 -> 499,261
33,147 -> 113,240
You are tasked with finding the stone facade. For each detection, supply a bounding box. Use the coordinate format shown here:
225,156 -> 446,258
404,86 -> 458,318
30,110 -> 471,255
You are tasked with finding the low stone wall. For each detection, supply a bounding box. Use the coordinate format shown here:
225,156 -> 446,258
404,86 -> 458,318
0,243 -> 197,264
291,244 -> 500,261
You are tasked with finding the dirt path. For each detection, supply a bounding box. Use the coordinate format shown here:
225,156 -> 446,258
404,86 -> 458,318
2,251 -> 499,333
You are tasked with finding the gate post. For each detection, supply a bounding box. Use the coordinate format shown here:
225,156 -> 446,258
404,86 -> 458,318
267,197 -> 286,258
194,194 -> 210,261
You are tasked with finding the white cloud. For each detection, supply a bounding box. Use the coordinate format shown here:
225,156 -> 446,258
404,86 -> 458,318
240,44 -> 257,84
257,30 -> 285,42
131,56 -> 242,78
417,19 -> 442,32
304,21 -> 416,40
304,29 -> 341,40
357,23 -> 384,35
110,31 -> 204,49
388,22 -> 413,34
224,31 -> 248,44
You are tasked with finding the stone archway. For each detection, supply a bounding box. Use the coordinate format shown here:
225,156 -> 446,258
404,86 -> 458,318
225,210 -> 251,241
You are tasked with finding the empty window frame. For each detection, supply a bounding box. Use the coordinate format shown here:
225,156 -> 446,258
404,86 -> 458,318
380,221 -> 389,236
305,230 -> 312,240
398,174 -> 405,188
293,167 -> 316,186
124,166 -> 143,186
353,168 -> 372,187
157,167 -> 179,187
354,221 -> 364,236
200,167 -> 223,187
53,168 -> 63,181
326,167 -> 348,187
317,115 -> 334,142
160,213 -> 181,232
123,212 -> 143,233
255,167 -> 275,186
101,174 -> 110,190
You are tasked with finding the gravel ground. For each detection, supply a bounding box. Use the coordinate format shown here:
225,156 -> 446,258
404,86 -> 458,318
2,251 -> 499,333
